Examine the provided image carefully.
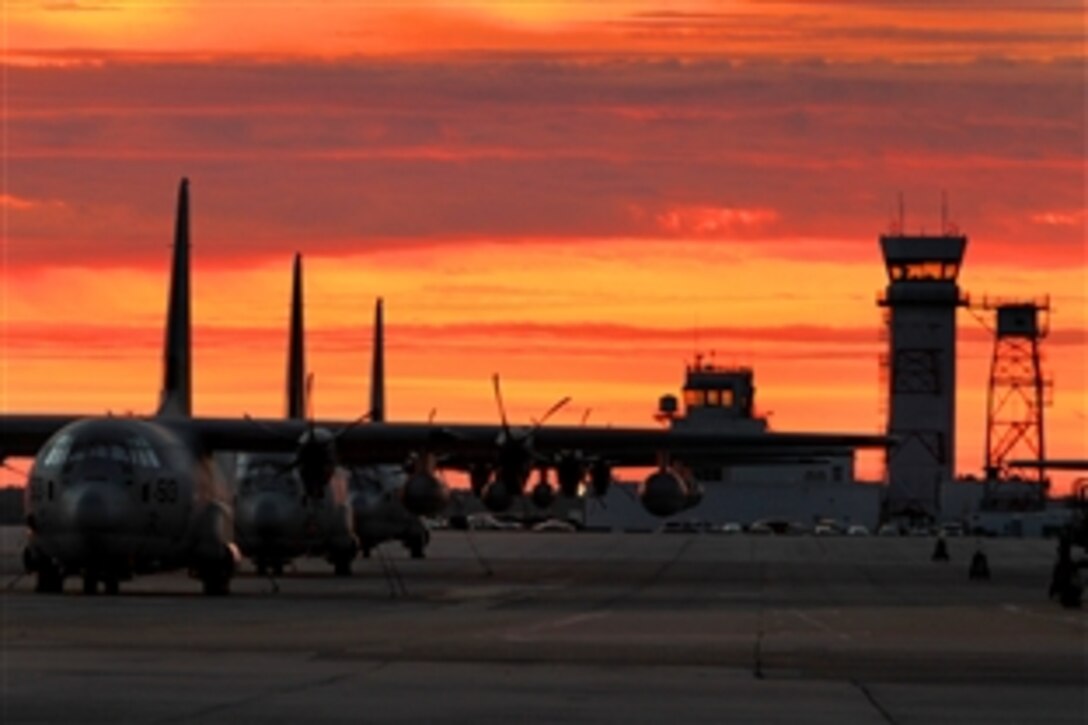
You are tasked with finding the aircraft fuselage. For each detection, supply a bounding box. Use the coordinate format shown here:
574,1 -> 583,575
233,454 -> 357,575
349,465 -> 430,558
23,417 -> 237,594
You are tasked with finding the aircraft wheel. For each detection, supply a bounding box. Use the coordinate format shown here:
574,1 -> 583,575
82,575 -> 99,596
256,562 -> 268,577
333,558 -> 352,577
271,563 -> 284,577
103,578 -> 120,595
201,575 -> 230,596
409,542 -> 426,559
35,566 -> 64,594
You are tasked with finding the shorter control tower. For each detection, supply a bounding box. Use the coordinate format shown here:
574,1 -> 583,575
985,299 -> 1051,478
657,354 -> 766,435
879,229 -> 968,520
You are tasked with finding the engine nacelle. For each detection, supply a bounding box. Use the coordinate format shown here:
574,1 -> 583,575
530,481 -> 555,510
191,502 -> 240,576
685,481 -> 704,510
639,469 -> 689,518
494,465 -> 529,496
589,460 -> 612,497
296,427 -> 337,499
401,471 -> 450,517
469,464 -> 491,498
556,455 -> 584,497
481,482 -> 515,512
495,438 -> 532,495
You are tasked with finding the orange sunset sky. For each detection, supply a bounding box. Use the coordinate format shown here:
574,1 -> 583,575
1,2 -> 1085,492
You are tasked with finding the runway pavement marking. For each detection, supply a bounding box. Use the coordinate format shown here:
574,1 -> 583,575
1001,603 -> 1087,628
783,610 -> 853,641
150,671 -> 358,725
503,611 -> 610,643
753,628 -> 765,679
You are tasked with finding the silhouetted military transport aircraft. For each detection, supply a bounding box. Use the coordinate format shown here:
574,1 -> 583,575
233,254 -> 358,576
347,298 -> 443,559
10,179 -> 242,595
1,178 -> 892,595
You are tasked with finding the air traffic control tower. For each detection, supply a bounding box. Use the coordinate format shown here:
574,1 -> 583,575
879,230 -> 968,520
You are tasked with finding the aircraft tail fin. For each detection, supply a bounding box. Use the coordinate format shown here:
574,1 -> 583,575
369,297 -> 385,422
156,178 -> 193,418
286,253 -> 306,420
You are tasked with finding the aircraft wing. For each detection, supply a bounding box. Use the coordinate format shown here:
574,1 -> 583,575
194,418 -> 890,467
188,419 -> 493,462
0,414 -> 314,462
3,414 -> 890,467
0,415 -> 82,460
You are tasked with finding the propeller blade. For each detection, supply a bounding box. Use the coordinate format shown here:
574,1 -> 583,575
333,411 -> 372,439
492,373 -> 510,434
534,396 -> 572,430
581,408 -> 592,426
305,372 -> 315,421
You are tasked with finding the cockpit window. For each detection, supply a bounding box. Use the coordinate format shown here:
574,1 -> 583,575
47,435 -> 161,470
128,437 -> 162,469
42,434 -> 74,467
67,442 -> 116,465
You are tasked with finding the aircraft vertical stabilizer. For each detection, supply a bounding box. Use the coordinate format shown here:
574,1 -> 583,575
286,253 -> 306,420
370,298 -> 385,422
156,178 -> 193,418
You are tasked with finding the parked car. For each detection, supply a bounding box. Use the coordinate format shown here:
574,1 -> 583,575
468,513 -> 522,531
662,519 -> 713,534
846,525 -> 871,536
813,518 -> 844,535
531,519 -> 578,533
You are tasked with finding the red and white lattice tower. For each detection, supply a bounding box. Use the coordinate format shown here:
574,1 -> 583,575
983,298 -> 1052,483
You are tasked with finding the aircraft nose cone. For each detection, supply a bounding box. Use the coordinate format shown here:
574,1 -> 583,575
65,486 -> 127,534
402,472 -> 450,517
251,496 -> 289,538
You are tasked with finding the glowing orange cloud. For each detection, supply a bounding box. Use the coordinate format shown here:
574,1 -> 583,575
8,1 -> 1085,61
2,1 -> 1084,499
653,206 -> 779,236
3,240 -> 1084,492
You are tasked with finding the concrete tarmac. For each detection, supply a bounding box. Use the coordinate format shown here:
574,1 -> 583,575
1,528 -> 1085,724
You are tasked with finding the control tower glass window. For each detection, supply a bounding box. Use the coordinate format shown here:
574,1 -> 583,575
684,389 -> 705,407
889,262 -> 959,281
707,390 -> 721,406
